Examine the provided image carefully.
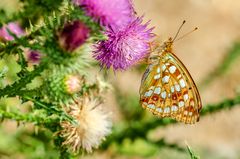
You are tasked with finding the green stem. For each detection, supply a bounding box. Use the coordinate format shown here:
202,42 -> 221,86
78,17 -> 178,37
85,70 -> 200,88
200,42 -> 240,90
187,145 -> 200,159
23,96 -> 74,123
201,96 -> 240,115
151,138 -> 185,152
104,95 -> 240,146
0,109 -> 57,125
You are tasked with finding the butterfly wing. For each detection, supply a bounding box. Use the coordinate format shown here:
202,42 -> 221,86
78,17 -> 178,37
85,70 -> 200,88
140,52 -> 202,124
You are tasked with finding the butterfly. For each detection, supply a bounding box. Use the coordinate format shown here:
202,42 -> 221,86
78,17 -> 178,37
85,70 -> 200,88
139,23 -> 202,124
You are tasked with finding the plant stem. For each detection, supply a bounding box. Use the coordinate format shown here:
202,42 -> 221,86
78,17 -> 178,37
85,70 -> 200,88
103,95 -> 240,146
0,109 -> 57,125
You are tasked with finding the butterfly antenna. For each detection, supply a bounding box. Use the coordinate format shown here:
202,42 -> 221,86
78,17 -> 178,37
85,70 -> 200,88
172,20 -> 186,42
175,27 -> 198,42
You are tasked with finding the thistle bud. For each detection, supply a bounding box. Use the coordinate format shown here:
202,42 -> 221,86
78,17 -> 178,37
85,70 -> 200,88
58,20 -> 90,52
43,70 -> 84,104
27,50 -> 41,64
64,75 -> 83,94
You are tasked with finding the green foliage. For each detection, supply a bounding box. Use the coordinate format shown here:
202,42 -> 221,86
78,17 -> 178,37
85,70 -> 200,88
0,66 -> 8,79
187,145 -> 200,159
0,0 -> 104,157
0,63 -> 45,98
115,89 -> 145,121
200,42 -> 240,89
0,0 -> 239,158
104,93 -> 240,148
102,60 -> 240,158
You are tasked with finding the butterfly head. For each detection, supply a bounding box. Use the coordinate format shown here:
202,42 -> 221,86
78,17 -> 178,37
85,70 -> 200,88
161,37 -> 174,53
148,38 -> 174,61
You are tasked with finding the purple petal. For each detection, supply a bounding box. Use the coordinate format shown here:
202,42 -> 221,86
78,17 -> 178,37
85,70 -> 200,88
94,17 -> 155,71
73,0 -> 135,30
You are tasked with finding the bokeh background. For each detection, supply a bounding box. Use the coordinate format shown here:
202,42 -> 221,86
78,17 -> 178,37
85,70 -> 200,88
1,0 -> 240,159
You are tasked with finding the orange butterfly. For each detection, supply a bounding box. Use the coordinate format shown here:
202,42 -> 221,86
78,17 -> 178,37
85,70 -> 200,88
139,21 -> 202,124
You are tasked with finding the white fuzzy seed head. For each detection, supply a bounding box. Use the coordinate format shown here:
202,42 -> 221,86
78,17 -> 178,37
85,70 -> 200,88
60,96 -> 112,153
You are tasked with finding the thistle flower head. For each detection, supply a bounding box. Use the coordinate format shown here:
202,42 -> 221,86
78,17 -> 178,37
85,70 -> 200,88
0,22 -> 25,41
58,20 -> 90,52
94,17 -> 154,70
73,0 -> 134,30
64,75 -> 83,94
60,95 -> 111,153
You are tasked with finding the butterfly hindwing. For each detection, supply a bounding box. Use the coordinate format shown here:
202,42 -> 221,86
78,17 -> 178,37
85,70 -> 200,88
140,51 -> 202,124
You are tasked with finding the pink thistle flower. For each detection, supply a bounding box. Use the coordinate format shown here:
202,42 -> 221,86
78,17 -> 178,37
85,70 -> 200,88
93,17 -> 154,70
73,0 -> 134,30
58,20 -> 90,52
0,22 -> 25,41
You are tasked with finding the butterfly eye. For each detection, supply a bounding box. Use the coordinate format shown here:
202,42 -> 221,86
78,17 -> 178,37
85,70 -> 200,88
148,60 -> 158,66
149,55 -> 160,63
149,56 -> 158,60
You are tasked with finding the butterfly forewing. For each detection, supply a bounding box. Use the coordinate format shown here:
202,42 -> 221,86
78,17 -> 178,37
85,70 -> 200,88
140,51 -> 202,124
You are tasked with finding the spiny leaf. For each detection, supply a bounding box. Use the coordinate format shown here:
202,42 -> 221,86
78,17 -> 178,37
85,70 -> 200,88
0,62 -> 46,98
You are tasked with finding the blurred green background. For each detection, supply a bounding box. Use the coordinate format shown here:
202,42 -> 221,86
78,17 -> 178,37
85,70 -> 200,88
1,0 -> 240,159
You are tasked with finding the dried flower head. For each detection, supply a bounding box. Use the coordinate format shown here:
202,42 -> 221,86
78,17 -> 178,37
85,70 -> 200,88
60,96 -> 111,153
73,0 -> 134,30
64,75 -> 83,94
94,17 -> 154,70
0,22 -> 25,41
58,20 -> 90,52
